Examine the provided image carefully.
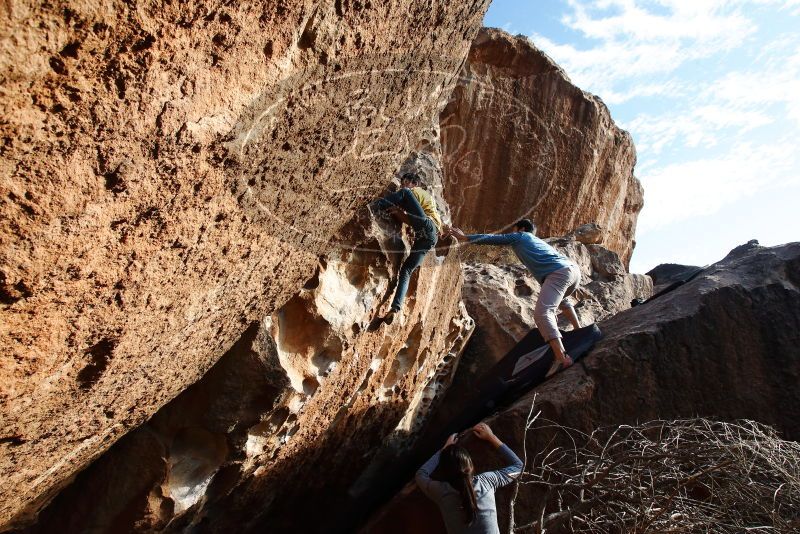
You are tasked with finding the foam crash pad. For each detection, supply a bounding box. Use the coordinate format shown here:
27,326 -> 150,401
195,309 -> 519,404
442,323 -> 603,437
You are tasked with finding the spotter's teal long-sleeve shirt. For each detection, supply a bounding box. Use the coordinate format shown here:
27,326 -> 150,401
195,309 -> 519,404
467,232 -> 572,283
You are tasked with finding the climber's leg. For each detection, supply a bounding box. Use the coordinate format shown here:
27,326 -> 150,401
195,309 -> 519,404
374,188 -> 428,229
535,264 -> 580,377
558,270 -> 581,330
386,220 -> 437,318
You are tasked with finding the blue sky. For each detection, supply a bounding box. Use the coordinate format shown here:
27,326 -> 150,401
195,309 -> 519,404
484,0 -> 800,273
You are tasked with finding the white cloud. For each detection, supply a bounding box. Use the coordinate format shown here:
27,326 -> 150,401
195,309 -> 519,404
530,1 -> 760,95
601,80 -> 686,105
637,139 -> 800,234
563,0 -> 753,44
703,47 -> 800,126
617,33 -> 800,166
531,34 -> 687,94
528,0 -> 800,246
625,104 -> 774,156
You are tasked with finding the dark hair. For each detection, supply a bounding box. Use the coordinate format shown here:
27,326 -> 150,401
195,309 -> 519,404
440,445 -> 478,525
401,172 -> 421,185
514,218 -> 535,233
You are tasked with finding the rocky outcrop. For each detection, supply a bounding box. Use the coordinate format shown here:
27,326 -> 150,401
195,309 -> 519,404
647,261 -> 704,294
439,28 -> 643,266
0,1 -> 490,528
364,241 -> 800,533
17,202 -> 474,533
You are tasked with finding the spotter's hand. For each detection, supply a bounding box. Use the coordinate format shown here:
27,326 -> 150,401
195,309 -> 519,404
450,227 -> 468,242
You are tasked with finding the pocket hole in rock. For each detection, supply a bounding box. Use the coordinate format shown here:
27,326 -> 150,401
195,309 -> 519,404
302,377 -> 319,396
417,348 -> 431,367
166,427 -> 228,514
245,407 -> 290,457
77,338 -> 117,389
382,342 -> 416,388
358,369 -> 374,392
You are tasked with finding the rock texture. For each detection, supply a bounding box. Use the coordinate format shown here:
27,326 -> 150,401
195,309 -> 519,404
16,203 -> 474,534
364,241 -> 800,533
647,261 -> 703,294
0,0 -> 490,528
440,28 -> 643,266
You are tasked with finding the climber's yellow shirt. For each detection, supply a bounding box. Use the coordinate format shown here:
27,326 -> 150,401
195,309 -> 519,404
411,187 -> 443,233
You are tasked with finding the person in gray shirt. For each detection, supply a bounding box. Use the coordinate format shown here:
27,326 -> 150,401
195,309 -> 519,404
416,423 -> 523,534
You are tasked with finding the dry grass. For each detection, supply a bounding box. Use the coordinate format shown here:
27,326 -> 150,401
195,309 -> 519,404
510,407 -> 800,533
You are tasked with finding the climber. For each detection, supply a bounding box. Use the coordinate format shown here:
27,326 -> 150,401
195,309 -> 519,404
372,172 -> 444,324
450,219 -> 581,377
416,422 -> 523,534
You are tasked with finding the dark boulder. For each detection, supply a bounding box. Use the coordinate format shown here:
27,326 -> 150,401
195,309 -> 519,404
365,241 -> 800,533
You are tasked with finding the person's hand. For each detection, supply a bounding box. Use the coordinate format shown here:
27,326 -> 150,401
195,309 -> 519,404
387,206 -> 411,225
444,433 -> 458,448
472,423 -> 494,440
472,423 -> 503,447
450,227 -> 468,242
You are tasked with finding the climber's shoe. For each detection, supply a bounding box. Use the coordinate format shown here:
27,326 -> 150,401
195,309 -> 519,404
383,309 -> 397,325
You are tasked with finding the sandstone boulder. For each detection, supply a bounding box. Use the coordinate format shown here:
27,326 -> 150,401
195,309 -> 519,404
647,261 -> 704,293
568,222 -> 604,245
439,28 -> 643,266
364,241 -> 800,533
17,202 -> 474,534
586,243 -> 626,278
0,0 -> 490,527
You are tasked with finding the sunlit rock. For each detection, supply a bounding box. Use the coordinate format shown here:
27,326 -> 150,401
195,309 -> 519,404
439,28 -> 643,266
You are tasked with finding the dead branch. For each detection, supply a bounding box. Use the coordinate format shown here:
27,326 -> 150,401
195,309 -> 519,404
510,418 -> 800,534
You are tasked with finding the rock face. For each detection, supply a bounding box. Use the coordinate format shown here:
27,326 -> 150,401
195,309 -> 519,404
444,233 -> 651,418
17,204 -> 474,533
647,261 -> 703,294
0,1 -> 490,528
568,222 -> 604,245
439,28 -> 643,266
364,241 -> 800,533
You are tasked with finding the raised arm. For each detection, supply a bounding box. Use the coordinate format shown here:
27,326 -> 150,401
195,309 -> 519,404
450,227 -> 521,246
415,433 -> 457,501
415,449 -> 442,498
468,233 -> 521,246
480,443 -> 524,489
373,188 -> 406,211
472,423 -> 524,490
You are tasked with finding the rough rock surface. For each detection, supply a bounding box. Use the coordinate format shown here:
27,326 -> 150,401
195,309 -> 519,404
0,0 -> 490,528
443,233 -> 652,417
568,222 -> 604,245
16,203 -> 474,534
439,28 -> 643,266
364,241 -> 800,533
647,261 -> 704,294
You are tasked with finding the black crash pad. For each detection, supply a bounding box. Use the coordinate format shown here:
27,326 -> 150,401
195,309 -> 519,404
438,323 -> 603,439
